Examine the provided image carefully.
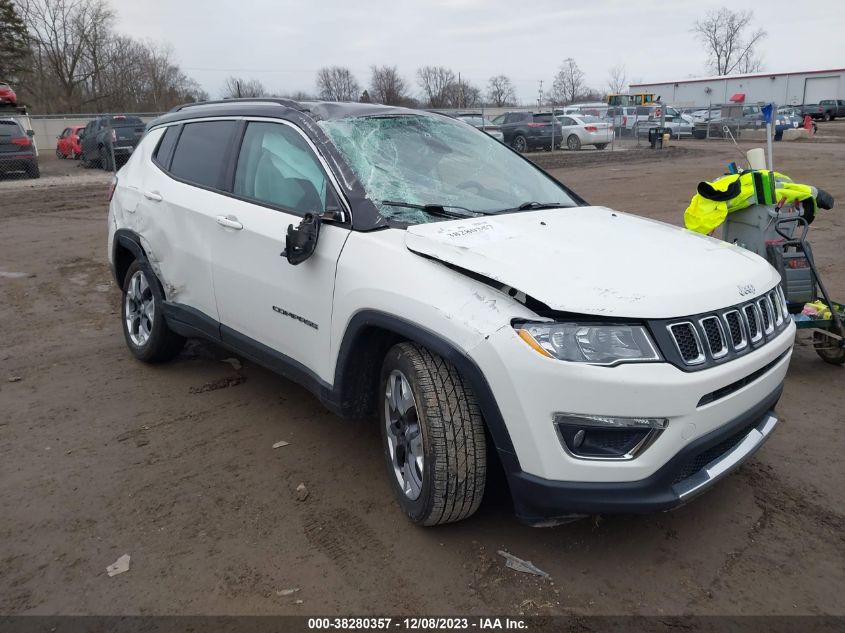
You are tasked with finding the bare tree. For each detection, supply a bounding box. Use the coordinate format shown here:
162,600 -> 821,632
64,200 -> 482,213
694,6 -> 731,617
315,66 -> 360,101
607,64 -> 627,94
416,66 -> 455,108
19,0 -> 114,111
551,58 -> 585,104
692,8 -> 766,75
369,65 -> 407,105
486,75 -> 515,107
446,78 -> 481,108
220,76 -> 266,98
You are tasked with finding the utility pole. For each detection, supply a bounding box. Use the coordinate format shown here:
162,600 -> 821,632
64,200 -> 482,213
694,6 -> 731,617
537,80 -> 544,109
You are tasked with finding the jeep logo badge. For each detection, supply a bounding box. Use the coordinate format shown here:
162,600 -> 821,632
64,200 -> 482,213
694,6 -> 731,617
738,284 -> 756,296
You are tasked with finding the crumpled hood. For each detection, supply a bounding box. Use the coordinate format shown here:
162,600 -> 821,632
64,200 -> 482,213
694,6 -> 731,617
405,207 -> 780,319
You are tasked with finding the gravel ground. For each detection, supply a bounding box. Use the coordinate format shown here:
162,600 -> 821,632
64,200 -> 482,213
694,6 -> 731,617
1,129 -> 844,618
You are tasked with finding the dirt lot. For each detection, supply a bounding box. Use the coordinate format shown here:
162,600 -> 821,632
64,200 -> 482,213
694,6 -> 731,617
1,130 -> 844,618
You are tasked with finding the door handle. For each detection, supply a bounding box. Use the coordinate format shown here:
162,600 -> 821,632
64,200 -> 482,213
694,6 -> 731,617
143,190 -> 163,202
216,215 -> 243,230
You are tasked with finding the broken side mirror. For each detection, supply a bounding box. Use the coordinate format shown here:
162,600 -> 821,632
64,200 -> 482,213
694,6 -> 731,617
282,213 -> 322,265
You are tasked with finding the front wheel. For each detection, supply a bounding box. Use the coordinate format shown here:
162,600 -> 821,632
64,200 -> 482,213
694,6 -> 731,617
56,148 -> 64,159
121,261 -> 185,363
567,134 -> 582,151
379,343 -> 487,526
595,143 -> 608,150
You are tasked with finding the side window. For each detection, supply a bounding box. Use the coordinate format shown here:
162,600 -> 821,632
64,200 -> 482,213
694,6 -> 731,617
233,121 -> 329,214
490,115 -> 504,125
60,128 -> 70,138
560,117 -> 575,126
153,125 -> 180,170
169,121 -> 237,189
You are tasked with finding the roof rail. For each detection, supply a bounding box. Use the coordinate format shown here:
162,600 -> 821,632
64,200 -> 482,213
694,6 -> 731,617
169,98 -> 303,113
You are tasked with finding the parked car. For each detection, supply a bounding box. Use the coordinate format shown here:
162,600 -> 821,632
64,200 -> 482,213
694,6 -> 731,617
56,125 -> 85,159
691,108 -> 720,124
634,105 -> 694,138
0,82 -> 17,107
109,99 -> 794,526
798,101 -> 845,121
555,114 -> 612,150
79,114 -> 145,169
0,118 -> 39,178
454,113 -> 504,142
489,111 -> 562,152
693,104 -> 764,139
604,106 -> 640,135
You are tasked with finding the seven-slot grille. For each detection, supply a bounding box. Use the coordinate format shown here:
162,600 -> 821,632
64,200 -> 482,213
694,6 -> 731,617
665,287 -> 789,367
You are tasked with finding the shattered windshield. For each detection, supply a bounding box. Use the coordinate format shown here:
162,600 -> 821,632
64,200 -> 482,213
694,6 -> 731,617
319,114 -> 577,224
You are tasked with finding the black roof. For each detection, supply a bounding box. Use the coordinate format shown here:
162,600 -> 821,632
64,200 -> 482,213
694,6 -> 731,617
149,98 -> 425,129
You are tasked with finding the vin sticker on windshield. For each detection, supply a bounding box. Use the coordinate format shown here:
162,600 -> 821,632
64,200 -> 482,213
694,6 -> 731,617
435,220 -> 513,247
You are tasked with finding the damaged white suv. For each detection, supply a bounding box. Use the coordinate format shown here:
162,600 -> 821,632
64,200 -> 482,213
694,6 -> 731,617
108,99 -> 795,525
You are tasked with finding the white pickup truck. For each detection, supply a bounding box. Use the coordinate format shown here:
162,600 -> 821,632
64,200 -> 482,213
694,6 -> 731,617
108,99 -> 794,526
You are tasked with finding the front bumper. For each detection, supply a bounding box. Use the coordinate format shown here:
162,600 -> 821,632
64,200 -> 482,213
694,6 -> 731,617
505,384 -> 781,523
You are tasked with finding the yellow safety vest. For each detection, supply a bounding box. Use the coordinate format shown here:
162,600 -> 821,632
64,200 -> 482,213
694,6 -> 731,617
685,170 -> 817,234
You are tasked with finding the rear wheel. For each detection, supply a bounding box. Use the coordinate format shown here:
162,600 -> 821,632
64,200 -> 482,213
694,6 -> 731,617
823,112 -> 831,122
511,134 -> 527,153
121,261 -> 185,363
567,134 -> 581,151
379,342 -> 487,526
26,162 -> 40,179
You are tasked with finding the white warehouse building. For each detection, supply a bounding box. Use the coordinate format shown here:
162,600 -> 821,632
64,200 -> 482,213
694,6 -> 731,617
630,68 -> 844,108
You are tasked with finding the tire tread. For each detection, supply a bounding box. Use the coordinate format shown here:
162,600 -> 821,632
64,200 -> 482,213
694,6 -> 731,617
398,343 -> 486,525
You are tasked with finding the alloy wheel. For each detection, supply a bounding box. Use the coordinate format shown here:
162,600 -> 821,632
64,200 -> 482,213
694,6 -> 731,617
124,270 -> 155,347
384,369 -> 424,500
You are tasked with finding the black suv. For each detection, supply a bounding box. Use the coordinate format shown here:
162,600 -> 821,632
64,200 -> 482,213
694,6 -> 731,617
489,111 -> 563,152
0,118 -> 39,179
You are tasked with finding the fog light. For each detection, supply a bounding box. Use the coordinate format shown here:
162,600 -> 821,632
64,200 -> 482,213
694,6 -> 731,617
553,413 -> 668,460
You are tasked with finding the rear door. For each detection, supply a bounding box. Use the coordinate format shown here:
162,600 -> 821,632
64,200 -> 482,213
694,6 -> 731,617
57,128 -> 70,155
80,120 -> 97,158
136,120 -> 239,324
209,119 -> 351,381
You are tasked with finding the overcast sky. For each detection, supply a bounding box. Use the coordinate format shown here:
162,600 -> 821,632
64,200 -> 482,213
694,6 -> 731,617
112,0 -> 844,103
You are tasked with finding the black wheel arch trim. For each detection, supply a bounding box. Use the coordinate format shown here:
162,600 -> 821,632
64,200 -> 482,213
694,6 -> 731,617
334,310 -> 518,460
111,229 -> 147,286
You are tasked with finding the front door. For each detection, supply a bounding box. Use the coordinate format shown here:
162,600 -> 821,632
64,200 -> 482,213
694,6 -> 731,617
210,120 -> 350,383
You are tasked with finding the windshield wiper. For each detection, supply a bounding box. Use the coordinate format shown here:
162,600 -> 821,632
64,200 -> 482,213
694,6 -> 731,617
513,201 -> 572,211
379,200 -> 491,218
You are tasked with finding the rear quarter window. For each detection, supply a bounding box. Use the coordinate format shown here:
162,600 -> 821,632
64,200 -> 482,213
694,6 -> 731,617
168,121 -> 237,190
153,125 -> 180,170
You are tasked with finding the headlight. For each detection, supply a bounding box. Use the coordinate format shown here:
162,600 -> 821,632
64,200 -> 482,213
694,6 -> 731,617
515,322 -> 661,365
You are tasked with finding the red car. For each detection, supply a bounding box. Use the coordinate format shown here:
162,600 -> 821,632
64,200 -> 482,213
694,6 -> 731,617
56,125 -> 85,159
0,82 -> 17,106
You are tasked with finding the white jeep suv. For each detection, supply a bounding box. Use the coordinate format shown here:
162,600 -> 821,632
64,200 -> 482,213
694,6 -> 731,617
108,99 -> 795,526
